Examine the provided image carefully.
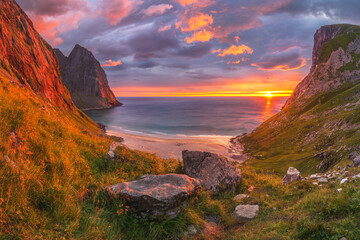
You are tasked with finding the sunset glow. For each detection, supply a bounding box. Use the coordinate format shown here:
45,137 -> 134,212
17,0 -> 356,97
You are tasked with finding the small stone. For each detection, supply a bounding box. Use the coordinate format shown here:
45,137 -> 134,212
282,167 -> 301,184
340,178 -> 348,184
337,188 -> 342,192
310,174 -> 320,179
352,174 -> 360,179
107,142 -> 122,160
233,194 -> 249,201
184,225 -> 198,237
233,204 -> 259,221
313,182 -> 319,185
317,178 -> 328,183
327,173 -> 336,179
349,152 -> 360,167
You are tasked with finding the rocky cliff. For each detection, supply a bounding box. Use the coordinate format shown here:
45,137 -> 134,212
0,0 -> 75,110
54,45 -> 121,110
241,24 -> 360,174
285,24 -> 360,107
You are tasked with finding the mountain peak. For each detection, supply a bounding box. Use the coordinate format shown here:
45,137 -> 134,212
55,45 -> 121,110
284,24 -> 360,107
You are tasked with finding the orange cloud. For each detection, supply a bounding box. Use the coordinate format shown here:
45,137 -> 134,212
185,29 -> 214,43
211,48 -> 221,54
181,13 -> 213,32
218,45 -> 253,57
101,60 -> 123,67
143,4 -> 173,16
227,60 -> 241,65
177,0 -> 215,8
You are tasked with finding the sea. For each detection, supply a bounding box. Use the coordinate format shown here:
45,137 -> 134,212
85,97 -> 288,138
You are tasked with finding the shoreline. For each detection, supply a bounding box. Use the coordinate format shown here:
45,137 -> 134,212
106,130 -> 247,162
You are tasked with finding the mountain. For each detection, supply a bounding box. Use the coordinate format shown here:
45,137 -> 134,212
241,24 -> 360,174
0,0 -> 74,110
54,45 -> 122,110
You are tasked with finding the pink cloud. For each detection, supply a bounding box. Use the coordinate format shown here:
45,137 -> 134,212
143,4 -> 173,16
159,25 -> 172,32
18,0 -> 90,46
99,0 -> 144,25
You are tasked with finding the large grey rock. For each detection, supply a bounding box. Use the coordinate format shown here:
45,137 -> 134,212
182,150 -> 241,195
282,167 -> 301,184
233,204 -> 259,221
54,45 -> 122,110
105,174 -> 201,218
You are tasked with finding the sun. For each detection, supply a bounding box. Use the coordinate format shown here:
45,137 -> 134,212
265,91 -> 273,97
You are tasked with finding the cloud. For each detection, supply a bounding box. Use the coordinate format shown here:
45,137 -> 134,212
17,0 -> 90,46
177,0 -> 199,6
218,45 -> 253,57
177,42 -> 212,58
16,0 -> 88,16
102,59 -> 123,67
143,4 -> 173,16
98,0 -> 144,25
251,47 -> 307,71
159,25 -> 172,32
127,28 -> 180,60
185,29 -> 215,43
180,13 -> 214,32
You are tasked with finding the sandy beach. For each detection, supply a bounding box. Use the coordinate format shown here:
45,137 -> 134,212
107,130 -> 247,162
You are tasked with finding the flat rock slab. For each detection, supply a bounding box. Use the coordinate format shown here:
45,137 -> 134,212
182,150 -> 242,195
105,174 -> 201,218
234,204 -> 259,221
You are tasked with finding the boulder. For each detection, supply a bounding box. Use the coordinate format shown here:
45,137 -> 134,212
282,167 -> 301,184
105,174 -> 201,218
182,150 -> 242,194
233,204 -> 259,221
107,142 -> 122,160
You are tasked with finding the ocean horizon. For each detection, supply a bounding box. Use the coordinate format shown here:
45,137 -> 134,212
85,96 -> 288,138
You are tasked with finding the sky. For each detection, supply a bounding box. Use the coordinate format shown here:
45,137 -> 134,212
17,0 -> 360,97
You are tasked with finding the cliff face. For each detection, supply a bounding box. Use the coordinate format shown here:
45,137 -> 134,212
241,24 -> 360,174
0,0 -> 74,110
54,45 -> 121,110
285,24 -> 360,107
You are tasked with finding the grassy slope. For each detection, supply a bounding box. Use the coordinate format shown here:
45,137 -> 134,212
1,62 -> 360,239
0,66 -> 180,239
242,25 -> 360,174
242,82 -> 360,174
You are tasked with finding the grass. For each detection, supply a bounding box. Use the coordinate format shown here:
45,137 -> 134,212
1,39 -> 360,239
241,81 -> 360,174
1,65 -> 360,239
319,24 -> 360,64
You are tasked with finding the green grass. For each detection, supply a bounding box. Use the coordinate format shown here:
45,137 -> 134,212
242,81 -> 360,174
319,24 -> 360,63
